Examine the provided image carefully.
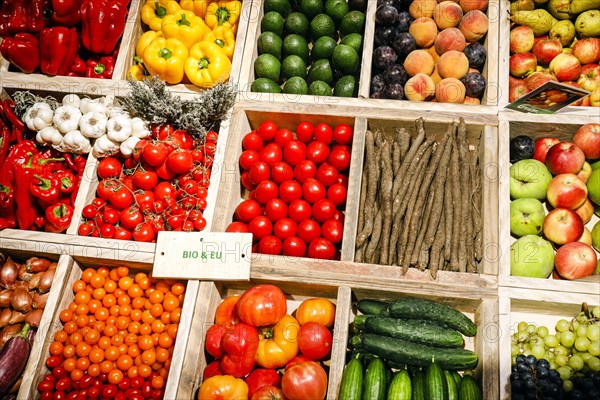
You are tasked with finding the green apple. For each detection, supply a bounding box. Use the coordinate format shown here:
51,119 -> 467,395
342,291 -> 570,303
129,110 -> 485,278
510,159 -> 553,200
595,259 -> 600,274
510,198 -> 546,237
510,235 -> 555,278
592,221 -> 600,252
591,160 -> 600,171
587,169 -> 600,206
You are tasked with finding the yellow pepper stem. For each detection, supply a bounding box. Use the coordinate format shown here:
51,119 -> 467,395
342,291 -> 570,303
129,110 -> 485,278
214,39 -> 225,48
178,13 -> 191,26
154,1 -> 167,17
159,48 -> 173,59
216,7 -> 230,25
198,57 -> 210,69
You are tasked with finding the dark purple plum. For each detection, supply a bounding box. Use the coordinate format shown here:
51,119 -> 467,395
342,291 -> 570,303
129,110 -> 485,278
376,5 -> 399,26
463,42 -> 487,71
461,72 -> 486,99
375,26 -> 398,46
383,64 -> 408,85
373,46 -> 397,69
396,12 -> 412,32
383,82 -> 405,99
371,74 -> 386,94
371,90 -> 385,99
392,32 -> 416,59
377,0 -> 400,9
510,136 -> 535,163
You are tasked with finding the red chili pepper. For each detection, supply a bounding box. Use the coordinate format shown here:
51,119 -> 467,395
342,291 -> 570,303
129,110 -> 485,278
2,99 -> 25,133
44,203 -> 73,233
30,172 -> 61,210
81,0 -> 129,55
70,155 -> 87,204
39,27 -> 79,76
62,153 -> 78,173
0,33 -> 40,74
55,170 -> 76,195
0,125 -> 9,167
86,55 -> 116,79
14,153 -> 41,230
69,55 -> 86,77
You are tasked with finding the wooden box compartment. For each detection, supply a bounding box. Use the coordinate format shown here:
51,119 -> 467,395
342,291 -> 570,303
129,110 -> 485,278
18,254 -> 200,399
499,290 -> 600,399
498,117 -> 600,294
172,279 -> 345,399
328,285 -> 500,399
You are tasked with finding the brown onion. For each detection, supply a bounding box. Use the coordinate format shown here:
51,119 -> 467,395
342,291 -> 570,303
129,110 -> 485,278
8,310 -> 26,325
0,258 -> 18,288
17,263 -> 31,282
13,281 -> 28,291
10,288 -> 32,313
25,309 -> 43,327
49,262 -> 57,270
27,272 -> 43,291
0,324 -> 22,348
0,290 -> 12,308
0,308 -> 12,328
0,252 -> 5,266
25,257 -> 51,273
32,292 -> 49,309
38,269 -> 55,294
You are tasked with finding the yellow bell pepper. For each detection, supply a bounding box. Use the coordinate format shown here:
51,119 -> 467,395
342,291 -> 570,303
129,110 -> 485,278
136,30 -> 163,58
184,41 -> 232,88
127,59 -> 148,81
180,0 -> 213,19
205,25 -> 235,60
143,37 -> 189,84
205,1 -> 241,31
141,0 -> 181,31
161,9 -> 210,49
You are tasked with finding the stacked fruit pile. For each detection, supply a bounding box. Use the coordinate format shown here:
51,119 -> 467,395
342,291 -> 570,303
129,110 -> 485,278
509,123 -> 600,280
251,0 -> 366,96
508,0 -> 600,106
371,0 -> 489,103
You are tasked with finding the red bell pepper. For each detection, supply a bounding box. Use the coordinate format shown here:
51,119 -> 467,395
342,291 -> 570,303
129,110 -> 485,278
81,0 -> 129,55
30,172 -> 61,210
67,55 -> 86,77
55,170 -> 76,195
86,55 -> 115,79
14,152 -> 41,230
0,185 -> 14,210
0,139 -> 36,186
51,0 -> 83,26
39,27 -> 79,76
44,203 -> 73,233
220,323 -> 259,378
0,0 -> 47,35
0,33 -> 40,74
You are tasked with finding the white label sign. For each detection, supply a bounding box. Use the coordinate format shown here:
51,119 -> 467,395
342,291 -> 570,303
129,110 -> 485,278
153,232 -> 252,280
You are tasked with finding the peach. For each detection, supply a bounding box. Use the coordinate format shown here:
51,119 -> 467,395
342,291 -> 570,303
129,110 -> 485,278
463,96 -> 481,105
427,46 -> 440,63
409,17 -> 439,48
409,0 -> 438,19
459,0 -> 488,12
459,10 -> 489,42
434,28 -> 466,54
431,65 -> 443,84
437,50 -> 470,79
404,50 -> 436,76
510,26 -> 535,53
404,73 -> 437,101
433,1 -> 464,29
436,78 -> 466,103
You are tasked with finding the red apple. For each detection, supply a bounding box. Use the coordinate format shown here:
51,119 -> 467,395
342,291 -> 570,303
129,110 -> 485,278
533,38 -> 563,66
510,52 -> 538,78
554,241 -> 598,280
572,38 -> 600,65
525,71 -> 558,90
549,53 -> 582,82
510,26 -> 535,53
545,142 -> 586,175
577,64 -> 600,92
546,173 -> 588,209
574,198 -> 595,223
577,162 -> 593,183
543,208 -> 584,245
533,137 -> 561,163
509,80 -> 531,102
577,227 -> 593,246
573,123 -> 600,160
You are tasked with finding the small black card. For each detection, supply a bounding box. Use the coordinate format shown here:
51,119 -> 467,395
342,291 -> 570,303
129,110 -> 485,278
505,81 -> 590,114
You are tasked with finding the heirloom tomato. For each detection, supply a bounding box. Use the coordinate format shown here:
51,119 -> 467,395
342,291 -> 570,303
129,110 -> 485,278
295,298 -> 336,328
281,361 -> 327,400
199,375 -> 248,400
251,386 -> 286,400
237,284 -> 287,327
298,322 -> 333,360
215,295 -> 241,327
256,315 -> 300,369
245,369 -> 281,398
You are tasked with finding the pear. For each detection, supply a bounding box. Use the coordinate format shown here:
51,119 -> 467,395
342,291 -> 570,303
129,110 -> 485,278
575,10 -> 600,38
511,10 -> 559,36
511,0 -> 535,13
532,0 -> 550,4
549,20 -> 576,46
548,0 -> 571,20
570,0 -> 600,15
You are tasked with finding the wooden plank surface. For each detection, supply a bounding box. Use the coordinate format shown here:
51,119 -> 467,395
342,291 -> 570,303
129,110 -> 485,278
326,286 -> 352,400
357,0 -> 377,99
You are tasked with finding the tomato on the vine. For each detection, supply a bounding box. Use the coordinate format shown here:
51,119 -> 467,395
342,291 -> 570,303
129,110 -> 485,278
120,207 -> 143,230
206,131 -> 219,143
142,142 -> 168,167
133,222 -> 155,242
154,182 -> 176,203
132,168 -> 158,190
166,150 -> 193,174
109,185 -> 134,210
97,157 -> 122,179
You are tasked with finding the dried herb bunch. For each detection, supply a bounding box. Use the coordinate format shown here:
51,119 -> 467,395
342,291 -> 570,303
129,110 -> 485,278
123,76 -> 237,140
12,91 -> 60,119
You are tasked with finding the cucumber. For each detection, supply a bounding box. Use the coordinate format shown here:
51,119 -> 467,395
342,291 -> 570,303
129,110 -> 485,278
425,359 -> 449,400
339,356 -> 363,400
451,371 -> 462,387
357,299 -> 390,316
355,315 -> 465,348
387,369 -> 411,400
388,297 -> 477,337
362,357 -> 387,400
351,334 -> 478,370
459,375 -> 483,400
411,368 -> 426,400
445,370 -> 459,400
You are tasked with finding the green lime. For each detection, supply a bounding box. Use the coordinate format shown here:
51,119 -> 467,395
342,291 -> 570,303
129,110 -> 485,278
332,44 -> 359,74
251,78 -> 283,93
282,34 -> 310,63
282,55 -> 307,79
341,33 -> 363,54
333,75 -> 357,97
283,76 -> 309,94
264,0 -> 292,17
324,0 -> 349,24
261,11 -> 285,36
308,80 -> 333,96
339,10 -> 365,36
285,12 -> 310,36
311,36 -> 337,61
310,13 -> 336,40
307,59 -> 333,84
300,0 -> 324,20
257,32 -> 283,59
254,54 -> 282,82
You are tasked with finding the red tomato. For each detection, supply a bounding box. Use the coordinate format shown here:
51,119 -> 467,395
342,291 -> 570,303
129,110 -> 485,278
142,142 -> 168,167
293,160 -> 317,183
271,162 -> 294,185
171,129 -> 194,150
259,143 -> 283,166
311,199 -> 336,223
335,174 -> 348,188
279,180 -> 302,204
307,238 -> 336,260
328,145 -> 351,171
327,184 -> 347,206
273,218 -> 297,241
251,386 -> 285,400
333,124 -> 353,144
297,219 -> 321,244
235,199 -> 262,223
332,210 -> 345,224
275,129 -> 294,147
156,160 -> 176,180
313,123 -> 333,145
285,355 -> 313,371
154,182 -> 176,203
166,150 -> 194,174
227,221 -> 249,232
203,361 -> 224,380
82,204 -> 97,219
133,222 -> 155,242
321,219 -> 343,244
248,162 -> 271,185
215,295 -> 241,327
287,200 -> 312,223
242,131 -> 264,151
258,235 -> 283,255
97,157 -> 122,179
205,324 -> 227,359
254,180 -> 279,205
241,171 -> 255,191
109,185 -> 134,210
295,122 -> 314,143
306,141 -> 330,165
258,121 -> 278,141
153,123 -> 174,139
132,140 -> 147,162
206,130 -> 219,143
114,226 -> 133,240
78,222 -> 92,236
316,163 -> 338,187
134,190 -> 155,210
236,284 -> 287,326
240,150 -> 260,170
248,216 -> 273,240
281,361 -> 327,400
265,198 -> 287,221
302,178 -> 326,204
204,142 -> 217,157
283,140 -> 306,166
120,207 -> 143,230
298,322 -> 332,360
96,179 -> 119,201
132,169 -> 158,190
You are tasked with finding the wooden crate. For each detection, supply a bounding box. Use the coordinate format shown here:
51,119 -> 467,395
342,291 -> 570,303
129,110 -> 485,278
171,279 -> 346,399
329,286 -> 500,399
498,116 -> 600,295
498,288 -> 600,399
497,0 -> 599,115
